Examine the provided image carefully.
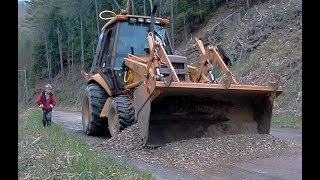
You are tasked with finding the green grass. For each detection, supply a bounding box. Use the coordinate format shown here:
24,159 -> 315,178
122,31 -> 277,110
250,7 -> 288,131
271,77 -> 302,129
272,114 -> 302,128
275,76 -> 301,110
18,108 -> 153,180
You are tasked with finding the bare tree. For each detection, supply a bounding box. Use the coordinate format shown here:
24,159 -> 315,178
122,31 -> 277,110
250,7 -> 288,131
212,0 -> 217,10
198,0 -> 203,22
45,37 -> 51,80
184,13 -> 187,41
246,0 -> 250,9
171,0 -> 174,52
80,12 -> 85,69
159,0 -> 162,17
67,33 -> 71,73
92,14 -> 95,60
94,0 -> 99,35
131,0 -> 135,14
71,31 -> 74,72
71,27 -> 74,72
57,27 -> 64,77
143,0 -> 146,15
50,42 -> 52,77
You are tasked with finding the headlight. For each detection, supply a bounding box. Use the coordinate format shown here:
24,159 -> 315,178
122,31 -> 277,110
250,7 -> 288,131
137,18 -> 144,23
129,17 -> 137,23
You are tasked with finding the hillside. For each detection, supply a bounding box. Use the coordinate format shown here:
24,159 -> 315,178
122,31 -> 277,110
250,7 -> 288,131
26,0 -> 302,128
175,0 -> 302,127
18,1 -> 27,22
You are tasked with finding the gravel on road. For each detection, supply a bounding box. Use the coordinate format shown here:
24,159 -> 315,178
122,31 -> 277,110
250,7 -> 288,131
99,124 -> 301,176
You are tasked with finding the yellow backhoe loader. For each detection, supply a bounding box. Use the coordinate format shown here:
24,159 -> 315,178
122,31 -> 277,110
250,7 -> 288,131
81,0 -> 282,147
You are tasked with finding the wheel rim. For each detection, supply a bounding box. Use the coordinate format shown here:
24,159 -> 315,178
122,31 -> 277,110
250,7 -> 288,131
109,107 -> 120,136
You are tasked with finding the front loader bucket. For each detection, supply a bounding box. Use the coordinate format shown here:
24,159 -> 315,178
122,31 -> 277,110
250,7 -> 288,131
135,82 -> 282,147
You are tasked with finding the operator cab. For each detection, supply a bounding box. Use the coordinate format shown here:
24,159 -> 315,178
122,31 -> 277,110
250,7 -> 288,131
90,16 -> 173,95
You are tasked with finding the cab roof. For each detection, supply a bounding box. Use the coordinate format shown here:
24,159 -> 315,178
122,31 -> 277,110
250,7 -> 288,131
101,15 -> 170,32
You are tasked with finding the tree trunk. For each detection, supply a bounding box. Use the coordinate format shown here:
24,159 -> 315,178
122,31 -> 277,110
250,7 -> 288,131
45,37 -> 50,80
92,38 -> 95,60
198,0 -> 203,22
184,13 -> 187,42
143,0 -> 146,16
246,0 -> 250,9
149,0 -> 153,13
71,40 -> 74,72
131,0 -> 135,15
95,0 -> 99,36
71,28 -> 74,72
57,27 -> 64,77
212,0 -> 217,10
67,33 -> 71,73
50,42 -> 52,78
170,0 -> 174,52
159,0 -> 162,17
92,14 -> 95,60
24,69 -> 27,106
25,38 -> 32,71
80,13 -> 85,69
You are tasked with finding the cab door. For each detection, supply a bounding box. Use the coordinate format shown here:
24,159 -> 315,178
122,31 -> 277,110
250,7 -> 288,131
98,25 -> 119,94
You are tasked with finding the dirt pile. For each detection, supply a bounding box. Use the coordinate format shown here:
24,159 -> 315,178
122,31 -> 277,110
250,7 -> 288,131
101,124 -> 301,176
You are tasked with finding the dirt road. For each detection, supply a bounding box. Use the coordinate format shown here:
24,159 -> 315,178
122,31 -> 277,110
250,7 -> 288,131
52,110 -> 302,180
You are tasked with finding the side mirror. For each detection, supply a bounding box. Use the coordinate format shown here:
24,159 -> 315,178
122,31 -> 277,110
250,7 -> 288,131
152,5 -> 157,16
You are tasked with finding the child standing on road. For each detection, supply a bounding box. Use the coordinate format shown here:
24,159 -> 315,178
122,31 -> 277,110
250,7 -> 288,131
36,84 -> 56,127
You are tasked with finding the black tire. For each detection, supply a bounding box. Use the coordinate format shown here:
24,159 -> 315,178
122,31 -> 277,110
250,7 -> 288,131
82,83 -> 110,136
108,96 -> 135,136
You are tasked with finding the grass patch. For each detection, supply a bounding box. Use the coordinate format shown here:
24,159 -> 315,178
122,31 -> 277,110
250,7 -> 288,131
274,69 -> 302,115
272,114 -> 302,128
18,108 -> 153,180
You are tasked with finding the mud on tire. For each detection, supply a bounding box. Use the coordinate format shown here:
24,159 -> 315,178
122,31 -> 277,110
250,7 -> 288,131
82,83 -> 110,136
108,96 -> 135,136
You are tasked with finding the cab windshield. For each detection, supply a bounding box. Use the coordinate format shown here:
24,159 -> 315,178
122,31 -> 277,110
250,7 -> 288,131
114,22 -> 172,69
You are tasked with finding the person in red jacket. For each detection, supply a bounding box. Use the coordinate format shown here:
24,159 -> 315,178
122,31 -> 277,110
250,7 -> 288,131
36,84 -> 56,127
